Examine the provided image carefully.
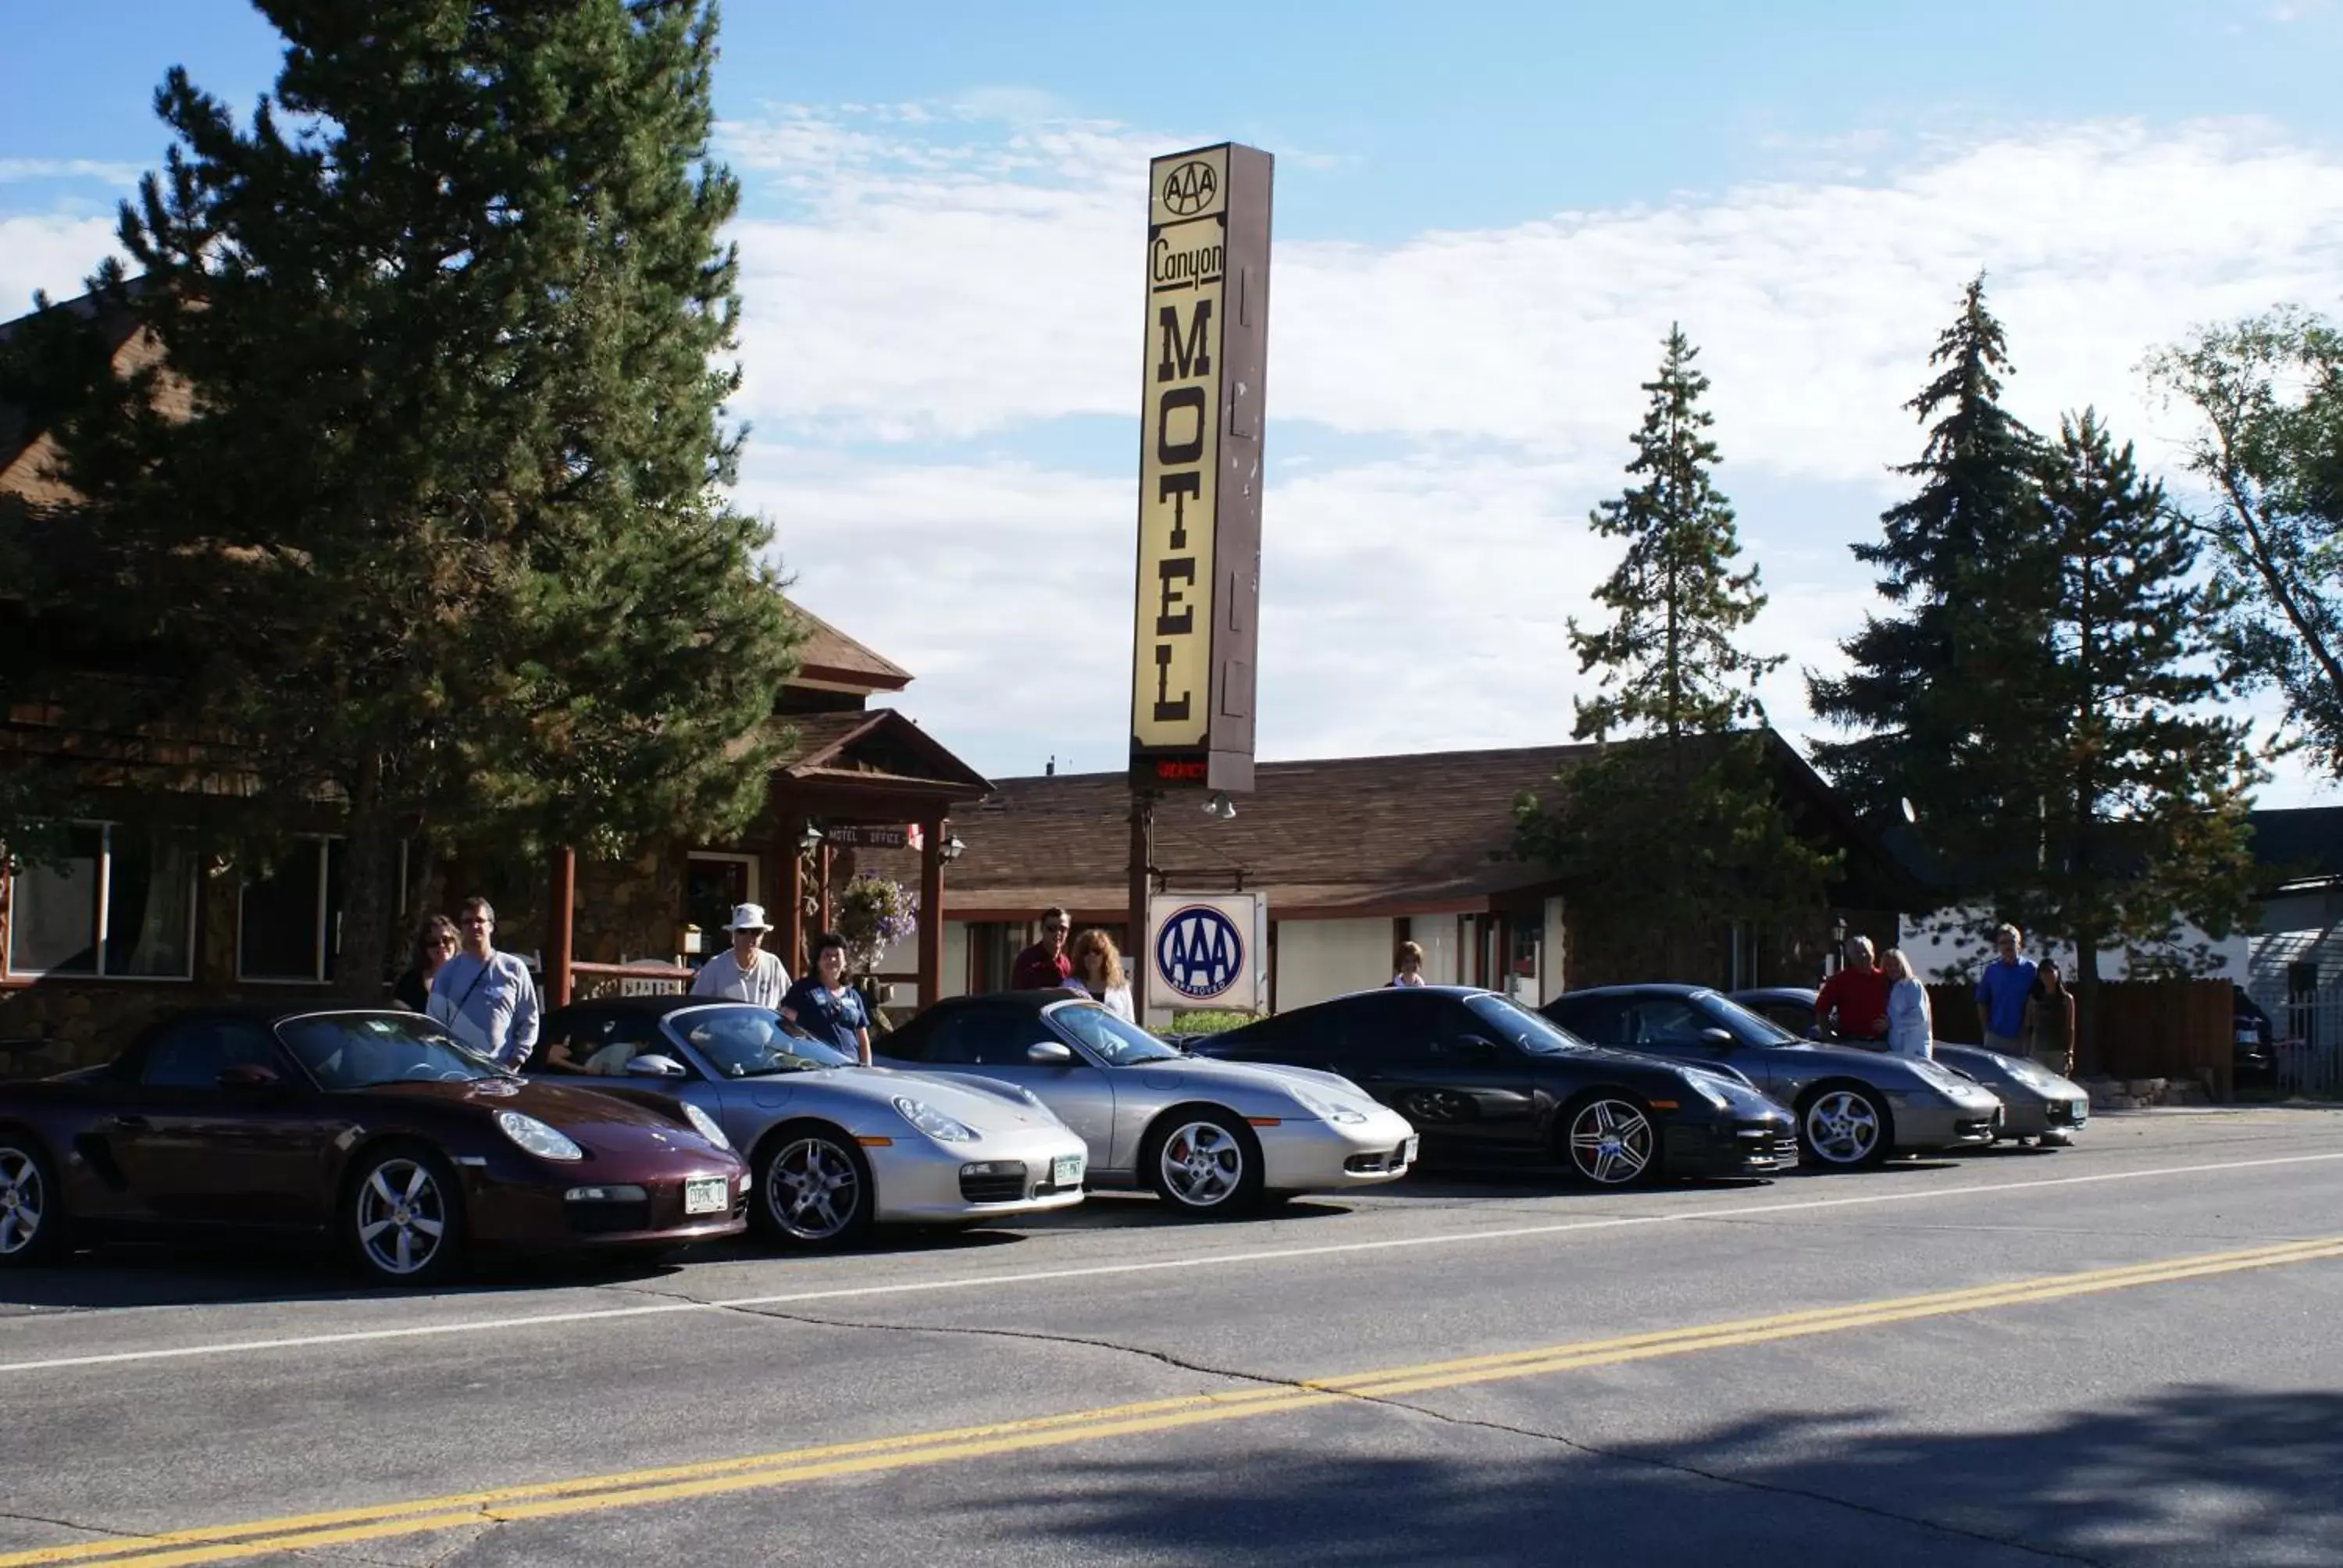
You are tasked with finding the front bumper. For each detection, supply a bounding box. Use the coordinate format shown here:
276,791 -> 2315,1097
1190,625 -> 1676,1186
464,1159 -> 751,1253
1257,1109 -> 1419,1192
1662,1115 -> 1799,1176
868,1124 -> 1093,1224
1888,1092 -> 2002,1150
1988,1081 -> 2092,1139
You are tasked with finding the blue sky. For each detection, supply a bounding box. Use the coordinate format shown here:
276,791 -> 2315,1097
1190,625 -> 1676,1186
6,2 -> 2343,799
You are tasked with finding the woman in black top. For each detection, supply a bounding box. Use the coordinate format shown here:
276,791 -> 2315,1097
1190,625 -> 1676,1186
393,915 -> 459,1012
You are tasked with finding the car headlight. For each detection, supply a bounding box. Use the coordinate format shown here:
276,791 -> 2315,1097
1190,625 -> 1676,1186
893,1096 -> 980,1143
495,1110 -> 583,1162
681,1102 -> 731,1152
1909,1061 -> 1976,1096
1682,1076 -> 1733,1111
2002,1058 -> 2057,1091
1288,1085 -> 1371,1124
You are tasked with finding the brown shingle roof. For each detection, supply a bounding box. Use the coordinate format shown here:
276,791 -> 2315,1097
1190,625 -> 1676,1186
939,743 -> 1595,919
787,603 -> 911,693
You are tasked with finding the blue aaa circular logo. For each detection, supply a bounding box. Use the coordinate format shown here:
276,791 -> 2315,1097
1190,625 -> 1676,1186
1161,159 -> 1218,216
1154,903 -> 1244,1003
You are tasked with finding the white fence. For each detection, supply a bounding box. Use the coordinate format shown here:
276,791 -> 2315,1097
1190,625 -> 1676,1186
2249,985 -> 2343,1098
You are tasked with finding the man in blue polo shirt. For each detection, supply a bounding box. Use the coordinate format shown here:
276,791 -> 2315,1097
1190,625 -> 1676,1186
1974,924 -> 2037,1058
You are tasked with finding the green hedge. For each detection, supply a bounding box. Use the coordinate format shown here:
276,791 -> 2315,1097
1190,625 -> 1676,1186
1169,1009 -> 1254,1035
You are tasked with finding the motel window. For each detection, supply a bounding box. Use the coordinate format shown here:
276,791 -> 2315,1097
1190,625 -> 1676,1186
238,839 -> 347,984
5,824 -> 200,980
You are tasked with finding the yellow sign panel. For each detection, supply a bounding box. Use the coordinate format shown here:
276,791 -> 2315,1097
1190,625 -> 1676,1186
1131,145 -> 1230,750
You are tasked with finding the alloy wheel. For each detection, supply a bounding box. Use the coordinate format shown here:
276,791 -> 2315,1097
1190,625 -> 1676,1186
355,1158 -> 449,1278
0,1148 -> 45,1258
1566,1099 -> 1654,1185
1157,1121 -> 1245,1209
768,1137 -> 862,1242
1803,1089 -> 1885,1167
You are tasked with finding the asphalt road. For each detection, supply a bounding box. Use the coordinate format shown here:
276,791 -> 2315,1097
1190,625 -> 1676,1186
4,1107 -> 2341,1568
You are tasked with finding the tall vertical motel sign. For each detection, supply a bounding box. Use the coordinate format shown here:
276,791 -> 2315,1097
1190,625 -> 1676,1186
1129,143 -> 1271,795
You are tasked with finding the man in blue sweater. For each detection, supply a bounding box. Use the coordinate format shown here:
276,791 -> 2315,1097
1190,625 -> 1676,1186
427,896 -> 541,1070
1974,923 -> 2038,1059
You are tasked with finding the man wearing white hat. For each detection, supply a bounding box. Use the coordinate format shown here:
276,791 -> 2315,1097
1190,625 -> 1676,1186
690,903 -> 792,1008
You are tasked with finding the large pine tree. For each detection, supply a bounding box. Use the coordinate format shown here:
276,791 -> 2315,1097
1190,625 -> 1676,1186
2022,411 -> 2261,1064
4,1 -> 801,997
1807,273 -> 2054,919
1517,327 -> 1835,979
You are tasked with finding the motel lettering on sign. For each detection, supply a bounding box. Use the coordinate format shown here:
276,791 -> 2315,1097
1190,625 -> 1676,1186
1129,144 -> 1271,794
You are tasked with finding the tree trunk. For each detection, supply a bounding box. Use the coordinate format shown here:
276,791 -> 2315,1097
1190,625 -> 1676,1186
335,755 -> 401,1005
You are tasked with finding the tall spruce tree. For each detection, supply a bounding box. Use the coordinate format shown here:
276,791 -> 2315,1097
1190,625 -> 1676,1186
1807,273 -> 2054,932
2020,411 -> 2261,1065
1516,327 -> 1835,979
4,1 -> 801,998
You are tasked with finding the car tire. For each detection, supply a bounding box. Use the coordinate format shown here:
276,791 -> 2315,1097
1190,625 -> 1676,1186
0,1132 -> 66,1269
344,1142 -> 466,1288
1796,1085 -> 1893,1171
1143,1108 -> 1264,1217
752,1123 -> 876,1249
1557,1094 -> 1660,1188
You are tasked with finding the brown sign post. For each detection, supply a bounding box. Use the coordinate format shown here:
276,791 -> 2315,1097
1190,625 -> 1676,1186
1128,143 -> 1272,1016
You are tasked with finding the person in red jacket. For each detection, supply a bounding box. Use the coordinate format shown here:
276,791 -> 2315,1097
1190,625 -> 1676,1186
1815,935 -> 1892,1042
1011,907 -> 1074,989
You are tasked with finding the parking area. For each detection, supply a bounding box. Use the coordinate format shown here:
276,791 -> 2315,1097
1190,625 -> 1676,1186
3,1107 -> 2341,1566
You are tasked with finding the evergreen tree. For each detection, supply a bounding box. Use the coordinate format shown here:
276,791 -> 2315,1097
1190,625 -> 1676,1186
2020,411 -> 2262,1065
1517,327 -> 1835,979
2,1 -> 801,998
1807,273 -> 2054,926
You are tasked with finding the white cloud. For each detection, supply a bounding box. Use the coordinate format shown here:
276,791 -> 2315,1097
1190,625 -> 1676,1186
0,213 -> 123,318
722,106 -> 2343,804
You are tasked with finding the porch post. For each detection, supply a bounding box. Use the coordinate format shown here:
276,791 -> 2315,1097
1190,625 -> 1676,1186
547,845 -> 576,1007
780,821 -> 805,978
1127,790 -> 1154,1020
817,842 -> 834,935
918,813 -> 945,1009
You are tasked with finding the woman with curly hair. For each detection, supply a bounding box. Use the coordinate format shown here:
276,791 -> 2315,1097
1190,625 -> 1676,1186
1067,928 -> 1136,1021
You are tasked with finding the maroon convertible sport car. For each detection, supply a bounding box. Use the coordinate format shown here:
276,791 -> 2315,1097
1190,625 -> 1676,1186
0,1007 -> 748,1285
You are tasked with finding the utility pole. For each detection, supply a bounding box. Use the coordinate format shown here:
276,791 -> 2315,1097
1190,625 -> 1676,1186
1128,789 -> 1156,1018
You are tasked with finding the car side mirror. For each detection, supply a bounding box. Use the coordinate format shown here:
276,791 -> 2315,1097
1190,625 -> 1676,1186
1699,1028 -> 1736,1047
624,1054 -> 688,1078
217,1064 -> 282,1092
1026,1041 -> 1075,1066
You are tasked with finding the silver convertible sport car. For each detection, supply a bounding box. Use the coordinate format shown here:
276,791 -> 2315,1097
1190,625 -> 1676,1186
536,999 -> 1089,1249
876,991 -> 1419,1216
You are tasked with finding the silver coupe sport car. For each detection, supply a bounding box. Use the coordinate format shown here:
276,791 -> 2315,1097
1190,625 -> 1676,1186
537,998 -> 1090,1249
876,991 -> 1419,1216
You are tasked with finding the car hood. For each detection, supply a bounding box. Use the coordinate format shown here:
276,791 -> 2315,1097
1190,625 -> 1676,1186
354,1078 -> 736,1161
1124,1053 -> 1375,1105
833,1065 -> 1075,1135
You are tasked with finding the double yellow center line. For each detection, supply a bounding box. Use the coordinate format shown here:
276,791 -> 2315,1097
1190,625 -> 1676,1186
11,1232 -> 2340,1568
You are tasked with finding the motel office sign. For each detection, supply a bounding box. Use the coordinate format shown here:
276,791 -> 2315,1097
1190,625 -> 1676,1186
1129,143 -> 1271,794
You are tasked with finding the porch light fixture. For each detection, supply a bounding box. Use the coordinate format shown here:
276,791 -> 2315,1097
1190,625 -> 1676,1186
940,834 -> 965,864
798,821 -> 826,853
1830,914 -> 1848,946
1203,792 -> 1236,821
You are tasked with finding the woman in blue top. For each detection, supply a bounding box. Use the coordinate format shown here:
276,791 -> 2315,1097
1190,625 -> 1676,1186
779,932 -> 874,1065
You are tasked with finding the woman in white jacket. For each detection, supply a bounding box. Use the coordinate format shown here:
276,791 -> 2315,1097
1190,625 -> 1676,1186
1882,949 -> 1935,1060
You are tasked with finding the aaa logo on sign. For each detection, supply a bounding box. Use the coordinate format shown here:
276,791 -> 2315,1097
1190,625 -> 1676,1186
1154,903 -> 1243,1003
1160,159 -> 1218,216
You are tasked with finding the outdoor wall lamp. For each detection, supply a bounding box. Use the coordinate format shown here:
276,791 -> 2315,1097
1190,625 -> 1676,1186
1830,914 -> 1849,946
1203,792 -> 1236,821
798,821 -> 825,853
677,922 -> 703,957
940,834 -> 965,863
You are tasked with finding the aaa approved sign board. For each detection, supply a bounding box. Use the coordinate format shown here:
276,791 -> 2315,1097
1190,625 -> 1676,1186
1146,893 -> 1268,1024
1129,143 -> 1271,794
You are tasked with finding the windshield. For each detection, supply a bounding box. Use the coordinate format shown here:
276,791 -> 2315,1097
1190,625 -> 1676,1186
1047,1003 -> 1183,1065
675,1006 -> 854,1077
280,1014 -> 503,1089
1694,991 -> 1803,1046
1464,993 -> 1591,1056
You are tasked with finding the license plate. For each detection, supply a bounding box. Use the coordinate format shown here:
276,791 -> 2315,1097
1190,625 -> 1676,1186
1400,1135 -> 1420,1167
1051,1153 -> 1086,1188
683,1176 -> 729,1215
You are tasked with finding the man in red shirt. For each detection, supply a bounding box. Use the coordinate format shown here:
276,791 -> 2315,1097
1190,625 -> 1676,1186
1815,935 -> 1892,1042
1011,907 -> 1074,989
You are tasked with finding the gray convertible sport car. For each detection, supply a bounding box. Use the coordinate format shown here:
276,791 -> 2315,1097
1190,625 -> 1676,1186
1729,986 -> 2090,1147
876,991 -> 1418,1216
537,998 -> 1089,1249
1541,985 -> 2004,1170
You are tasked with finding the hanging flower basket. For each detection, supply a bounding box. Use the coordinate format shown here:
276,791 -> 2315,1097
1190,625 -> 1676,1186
834,874 -> 918,975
